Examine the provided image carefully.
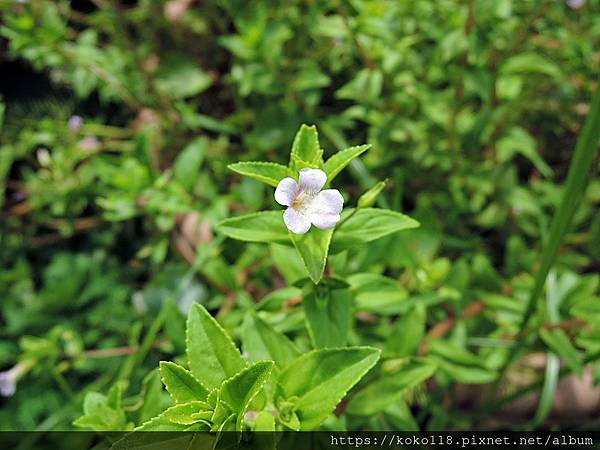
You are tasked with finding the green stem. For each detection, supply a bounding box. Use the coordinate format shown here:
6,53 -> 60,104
481,84 -> 600,417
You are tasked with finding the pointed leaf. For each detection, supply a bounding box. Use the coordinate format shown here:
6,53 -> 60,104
290,124 -> 322,168
277,347 -> 380,430
539,328 -> 583,376
163,401 -> 211,425
304,287 -> 352,348
242,312 -> 300,369
228,162 -> 291,187
323,145 -> 371,182
220,361 -> 274,431
346,359 -> 436,415
331,208 -> 419,253
216,211 -> 291,244
159,361 -> 210,404
186,304 -> 245,390
290,228 -> 333,284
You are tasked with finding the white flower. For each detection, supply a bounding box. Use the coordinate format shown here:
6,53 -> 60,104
275,168 -> 343,234
567,0 -> 585,8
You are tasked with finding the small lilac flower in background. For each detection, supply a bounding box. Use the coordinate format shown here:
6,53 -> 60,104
0,361 -> 32,397
78,135 -> 100,151
567,0 -> 585,9
68,115 -> 83,132
275,168 -> 343,234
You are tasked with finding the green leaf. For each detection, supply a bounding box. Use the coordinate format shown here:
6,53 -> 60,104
186,304 -> 245,390
277,347 -> 381,430
216,211 -> 291,244
154,53 -> 213,99
173,137 -> 208,190
290,227 -> 333,284
133,411 -> 194,431
323,145 -> 371,182
346,359 -> 436,415
73,391 -> 129,431
357,180 -> 387,208
385,304 -> 426,357
539,328 -> 582,376
139,370 -> 167,423
500,52 -> 562,80
220,361 -> 274,431
163,401 -> 211,425
242,312 -> 300,369
428,341 -> 496,384
304,286 -> 352,348
159,361 -> 210,404
331,208 -> 420,253
289,124 -> 322,169
228,162 -> 291,187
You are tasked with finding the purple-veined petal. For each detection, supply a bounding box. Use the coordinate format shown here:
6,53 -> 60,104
298,168 -> 327,192
275,177 -> 298,206
283,207 -> 311,234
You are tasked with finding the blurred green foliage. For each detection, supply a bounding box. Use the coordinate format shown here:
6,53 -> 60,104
0,0 -> 599,433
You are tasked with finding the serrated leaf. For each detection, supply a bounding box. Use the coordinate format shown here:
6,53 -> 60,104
323,145 -> 371,182
220,361 -> 274,430
277,347 -> 380,430
186,304 -> 245,390
159,361 -> 210,404
242,312 -> 300,369
163,401 -> 211,425
331,208 -> 420,253
346,359 -> 436,415
304,287 -> 352,348
290,124 -> 322,168
289,228 -> 333,284
228,162 -> 291,187
216,211 -> 291,244
539,328 -> 583,376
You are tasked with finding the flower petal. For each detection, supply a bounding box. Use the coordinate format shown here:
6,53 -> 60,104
306,189 -> 344,229
310,213 -> 341,230
298,168 -> 327,192
283,208 -> 311,234
274,177 -> 298,206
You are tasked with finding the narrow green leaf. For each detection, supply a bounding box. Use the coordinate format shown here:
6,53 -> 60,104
220,361 -> 274,431
539,328 -> 582,376
186,304 -> 245,390
323,144 -> 371,182
159,361 -> 210,404
290,228 -> 333,284
428,341 -> 496,384
346,359 -> 436,415
216,211 -> 291,244
290,124 -> 322,168
501,85 -> 600,383
242,312 -> 300,369
277,347 -> 381,430
228,162 -> 291,187
357,180 -> 387,208
304,287 -> 352,348
331,208 -> 420,253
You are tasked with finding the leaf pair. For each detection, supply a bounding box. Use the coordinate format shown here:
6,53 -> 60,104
222,124 -> 388,283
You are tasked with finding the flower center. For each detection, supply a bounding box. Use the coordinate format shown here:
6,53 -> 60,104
292,189 -> 317,212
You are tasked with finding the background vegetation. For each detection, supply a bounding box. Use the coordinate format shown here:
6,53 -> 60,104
0,0 -> 599,433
